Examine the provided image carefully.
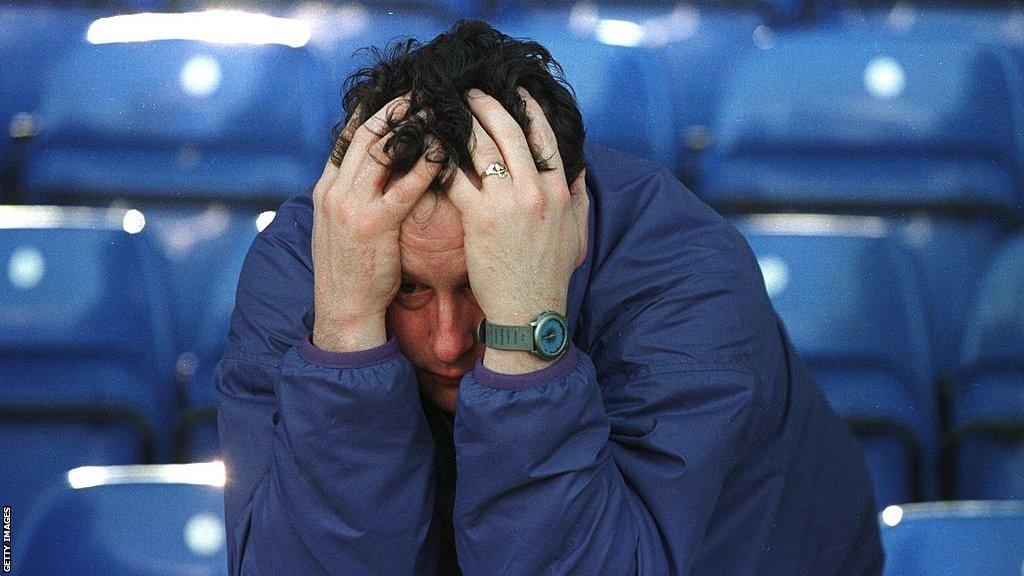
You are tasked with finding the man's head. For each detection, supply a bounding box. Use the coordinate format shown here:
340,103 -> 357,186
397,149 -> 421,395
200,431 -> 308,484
330,21 -> 587,413
331,20 -> 586,193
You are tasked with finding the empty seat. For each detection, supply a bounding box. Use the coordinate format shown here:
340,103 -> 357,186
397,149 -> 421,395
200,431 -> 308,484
949,234 -> 1024,500
739,216 -> 937,506
0,206 -> 176,516
23,29 -> 333,202
879,501 -> 1024,576
17,27 -> 325,464
490,6 -> 680,175
0,4 -> 114,199
17,462 -> 227,576
702,30 -> 1024,372
164,207 -> 262,461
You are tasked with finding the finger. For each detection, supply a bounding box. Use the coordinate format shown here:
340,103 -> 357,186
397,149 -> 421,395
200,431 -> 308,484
570,170 -> 589,268
313,159 -> 339,202
447,165 -> 478,216
329,103 -> 365,167
366,109 -> 430,168
338,94 -> 412,176
379,136 -> 445,225
466,89 -> 536,181
517,87 -> 566,198
467,115 -> 512,190
352,109 -> 431,203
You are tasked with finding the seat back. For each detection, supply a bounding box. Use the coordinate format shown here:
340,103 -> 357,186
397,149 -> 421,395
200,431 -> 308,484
0,5 -> 113,198
880,501 -> 1024,576
0,206 -> 176,513
17,463 -> 227,576
702,30 -> 1024,370
490,10 -> 679,174
24,27 -> 333,202
739,215 -> 937,505
952,234 -> 1024,499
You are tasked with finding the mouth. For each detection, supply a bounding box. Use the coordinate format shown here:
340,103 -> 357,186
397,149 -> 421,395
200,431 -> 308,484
419,369 -> 466,386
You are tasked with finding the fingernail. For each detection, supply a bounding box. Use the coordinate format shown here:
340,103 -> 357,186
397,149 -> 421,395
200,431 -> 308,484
467,88 -> 484,99
517,86 -> 530,99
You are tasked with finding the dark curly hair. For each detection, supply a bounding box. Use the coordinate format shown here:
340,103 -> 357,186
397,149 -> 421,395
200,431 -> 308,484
329,20 -> 586,192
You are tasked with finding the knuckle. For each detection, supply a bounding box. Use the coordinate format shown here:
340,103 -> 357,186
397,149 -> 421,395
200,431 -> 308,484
525,194 -> 547,216
478,211 -> 498,232
351,213 -> 381,239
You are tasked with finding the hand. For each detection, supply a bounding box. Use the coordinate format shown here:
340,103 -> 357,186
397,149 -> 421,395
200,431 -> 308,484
448,87 -> 589,332
311,95 -> 443,352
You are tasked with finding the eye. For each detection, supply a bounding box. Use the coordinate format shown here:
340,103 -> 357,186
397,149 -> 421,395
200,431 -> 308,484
399,282 -> 421,295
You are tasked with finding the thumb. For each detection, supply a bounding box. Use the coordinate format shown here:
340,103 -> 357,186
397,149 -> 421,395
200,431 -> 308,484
447,166 -> 479,218
570,171 -> 588,269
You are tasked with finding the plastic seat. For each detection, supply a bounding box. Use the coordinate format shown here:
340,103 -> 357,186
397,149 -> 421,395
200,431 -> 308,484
702,30 -> 1024,373
949,234 -> 1024,500
24,34 -> 333,202
161,206 -> 262,462
16,463 -> 227,576
879,501 -> 1024,576
490,14 -> 677,175
19,30 -> 323,462
739,216 -> 936,507
0,206 -> 176,516
0,4 -> 115,199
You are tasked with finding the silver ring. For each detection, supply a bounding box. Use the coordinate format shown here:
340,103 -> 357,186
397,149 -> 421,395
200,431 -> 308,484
481,162 -> 509,179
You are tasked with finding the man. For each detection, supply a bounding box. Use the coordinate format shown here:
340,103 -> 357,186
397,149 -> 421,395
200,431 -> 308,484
216,20 -> 883,575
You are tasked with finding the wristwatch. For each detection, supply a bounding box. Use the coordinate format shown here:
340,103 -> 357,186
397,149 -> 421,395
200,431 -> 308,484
477,311 -> 569,360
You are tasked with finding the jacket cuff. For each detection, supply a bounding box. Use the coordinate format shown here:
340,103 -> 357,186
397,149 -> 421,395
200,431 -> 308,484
298,333 -> 401,368
472,346 -> 579,391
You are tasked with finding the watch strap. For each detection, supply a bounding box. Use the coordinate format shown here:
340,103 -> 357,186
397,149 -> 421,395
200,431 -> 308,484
480,321 -> 534,352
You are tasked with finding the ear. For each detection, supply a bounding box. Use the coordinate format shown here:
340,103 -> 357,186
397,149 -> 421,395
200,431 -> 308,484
569,169 -> 589,269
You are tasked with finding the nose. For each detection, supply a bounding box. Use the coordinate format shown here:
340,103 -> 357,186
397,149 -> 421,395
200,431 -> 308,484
431,294 -> 478,365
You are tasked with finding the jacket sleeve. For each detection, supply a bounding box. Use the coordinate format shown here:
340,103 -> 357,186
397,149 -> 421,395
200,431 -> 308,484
451,165 -> 773,575
453,347 -> 758,575
216,229 -> 438,576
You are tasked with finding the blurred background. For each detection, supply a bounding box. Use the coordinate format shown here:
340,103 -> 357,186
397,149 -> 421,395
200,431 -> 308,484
1,0 -> 1023,574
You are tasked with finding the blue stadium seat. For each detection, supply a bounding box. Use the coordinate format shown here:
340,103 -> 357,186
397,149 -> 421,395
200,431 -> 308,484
950,234 -> 1024,500
833,3 -> 1024,49
490,8 -> 679,176
0,206 -> 177,516
161,206 -> 262,462
0,5 -> 112,199
739,216 -> 937,506
24,35 -> 333,201
879,501 -> 1024,576
493,0 -> 786,188
176,0 -> 481,21
18,28 -> 324,463
16,463 -> 227,576
702,29 -> 1024,373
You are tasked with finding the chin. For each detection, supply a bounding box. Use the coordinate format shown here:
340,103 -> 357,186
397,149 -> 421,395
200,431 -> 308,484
424,383 -> 459,414
418,372 -> 461,413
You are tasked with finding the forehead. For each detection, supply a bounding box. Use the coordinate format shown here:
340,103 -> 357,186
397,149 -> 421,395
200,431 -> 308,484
398,194 -> 466,281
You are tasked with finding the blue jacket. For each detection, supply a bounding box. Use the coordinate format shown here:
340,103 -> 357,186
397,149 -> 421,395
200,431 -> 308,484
216,141 -> 883,575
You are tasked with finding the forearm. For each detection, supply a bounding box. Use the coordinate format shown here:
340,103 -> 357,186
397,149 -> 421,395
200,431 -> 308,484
453,348 -> 647,575
238,338 -> 438,575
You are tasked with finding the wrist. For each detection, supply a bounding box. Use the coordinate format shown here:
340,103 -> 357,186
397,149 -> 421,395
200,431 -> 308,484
312,314 -> 386,353
484,300 -> 567,326
482,348 -> 554,374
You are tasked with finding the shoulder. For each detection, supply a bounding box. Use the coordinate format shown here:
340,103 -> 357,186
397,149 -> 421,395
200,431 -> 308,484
224,194 -> 315,368
579,142 -> 779,375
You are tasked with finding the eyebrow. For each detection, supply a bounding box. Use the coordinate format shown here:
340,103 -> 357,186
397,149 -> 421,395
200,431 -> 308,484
401,270 -> 470,286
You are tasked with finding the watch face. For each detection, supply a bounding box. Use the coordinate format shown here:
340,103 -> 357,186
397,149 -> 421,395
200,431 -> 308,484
535,315 -> 568,358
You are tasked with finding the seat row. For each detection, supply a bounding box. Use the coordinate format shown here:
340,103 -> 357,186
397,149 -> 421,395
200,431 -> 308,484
11,467 -> 1024,575
4,3 -> 1024,372
3,205 -> 1022,515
